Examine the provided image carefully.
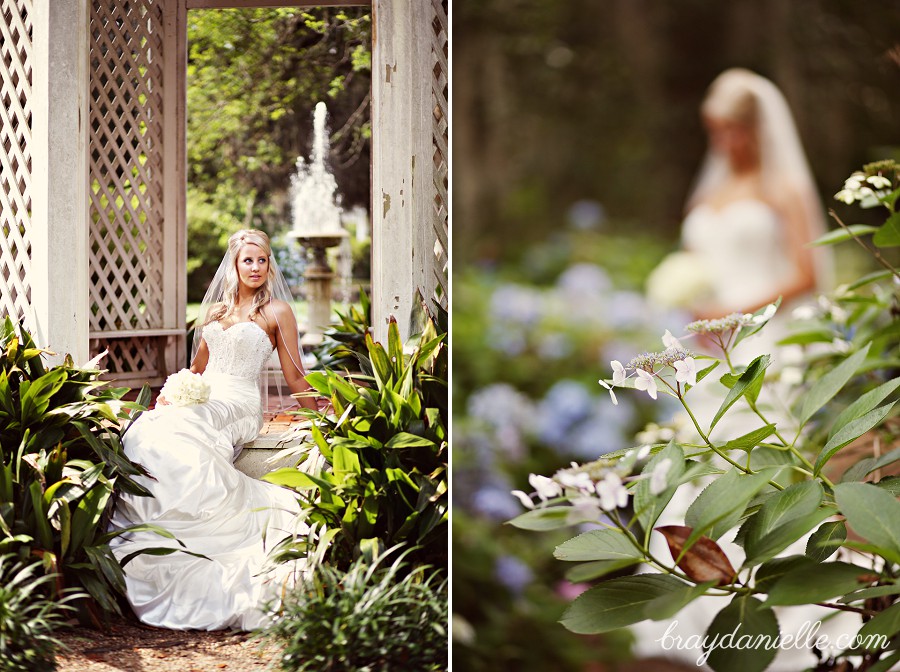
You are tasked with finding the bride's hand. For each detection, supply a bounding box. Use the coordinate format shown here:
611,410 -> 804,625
315,396 -> 332,413
156,395 -> 171,407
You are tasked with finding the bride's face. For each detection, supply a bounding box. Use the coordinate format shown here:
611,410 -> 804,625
236,243 -> 269,291
704,115 -> 757,166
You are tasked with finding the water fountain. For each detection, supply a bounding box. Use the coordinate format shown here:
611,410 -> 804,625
288,101 -> 348,344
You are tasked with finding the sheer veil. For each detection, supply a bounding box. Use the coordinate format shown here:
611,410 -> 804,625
686,68 -> 833,292
192,230 -> 306,412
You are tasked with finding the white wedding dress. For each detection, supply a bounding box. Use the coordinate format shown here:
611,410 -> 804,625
631,200 -> 858,670
109,321 -> 308,631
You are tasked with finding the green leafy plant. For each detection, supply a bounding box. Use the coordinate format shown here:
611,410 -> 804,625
509,164 -> 900,672
310,287 -> 371,370
260,546 -> 448,672
0,317 -> 162,622
0,554 -> 82,671
265,316 -> 447,570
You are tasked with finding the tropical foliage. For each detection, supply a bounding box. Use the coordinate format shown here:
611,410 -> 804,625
511,162 -> 900,672
0,317 -> 154,623
265,315 -> 448,571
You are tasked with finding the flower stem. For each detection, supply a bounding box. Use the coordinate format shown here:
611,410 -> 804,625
669,379 -> 784,491
829,209 -> 900,281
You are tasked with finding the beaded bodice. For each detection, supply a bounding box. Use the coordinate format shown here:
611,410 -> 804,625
203,321 -> 274,381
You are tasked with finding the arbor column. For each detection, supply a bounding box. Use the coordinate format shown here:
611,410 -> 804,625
370,0 -> 431,342
30,0 -> 89,364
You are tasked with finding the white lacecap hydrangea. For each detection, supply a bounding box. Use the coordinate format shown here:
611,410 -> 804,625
159,369 -> 211,407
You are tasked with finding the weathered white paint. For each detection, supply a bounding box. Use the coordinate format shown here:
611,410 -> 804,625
30,0 -> 89,363
162,0 -> 189,375
371,0 -> 432,342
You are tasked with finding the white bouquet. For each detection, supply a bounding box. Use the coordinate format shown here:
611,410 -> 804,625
645,250 -> 715,309
159,369 -> 211,407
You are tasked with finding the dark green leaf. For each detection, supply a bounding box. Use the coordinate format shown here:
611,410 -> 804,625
560,574 -> 687,634
703,596 -> 778,672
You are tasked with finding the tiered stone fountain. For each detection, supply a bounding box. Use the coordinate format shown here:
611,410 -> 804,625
288,101 -> 348,346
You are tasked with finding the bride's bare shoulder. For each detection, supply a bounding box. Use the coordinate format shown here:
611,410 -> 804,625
260,299 -> 296,324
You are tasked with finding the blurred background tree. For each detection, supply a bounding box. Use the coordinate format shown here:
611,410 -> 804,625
454,0 -> 900,265
186,7 -> 371,301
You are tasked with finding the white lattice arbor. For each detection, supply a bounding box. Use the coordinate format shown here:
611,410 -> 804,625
1,0 -> 448,382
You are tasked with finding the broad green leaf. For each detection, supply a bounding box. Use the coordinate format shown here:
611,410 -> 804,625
644,581 -> 717,622
634,440 -> 685,535
723,425 -> 776,454
703,596 -> 779,672
332,443 -> 361,476
828,378 -> 900,441
564,558 -> 641,582
553,528 -> 643,563
834,482 -> 900,558
776,329 -> 836,346
384,432 -> 436,449
765,562 -> 870,605
839,583 -> 900,604
797,344 -> 870,427
810,224 -> 879,246
262,468 -> 328,491
857,602 -> 900,649
865,650 -> 900,672
560,574 -> 687,634
846,269 -> 894,291
815,403 -> 895,474
742,508 -> 832,568
873,211 -> 900,247
118,546 -> 209,567
684,468 -> 777,545
507,506 -> 574,531
711,355 -> 771,430
740,481 -> 824,565
754,555 -> 812,593
806,520 -> 846,563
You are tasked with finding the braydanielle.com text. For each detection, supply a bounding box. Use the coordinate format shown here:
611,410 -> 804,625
657,620 -> 890,666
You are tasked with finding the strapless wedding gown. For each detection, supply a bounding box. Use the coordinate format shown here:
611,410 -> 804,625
109,321 -> 308,631
630,200 -> 858,670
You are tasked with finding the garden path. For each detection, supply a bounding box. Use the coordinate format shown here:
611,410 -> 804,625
55,620 -> 277,671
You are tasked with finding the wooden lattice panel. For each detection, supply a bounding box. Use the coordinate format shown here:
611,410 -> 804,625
0,0 -> 33,326
89,0 -> 165,334
429,0 -> 448,309
90,334 -> 163,380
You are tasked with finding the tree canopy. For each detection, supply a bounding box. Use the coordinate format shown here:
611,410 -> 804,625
186,7 -> 371,300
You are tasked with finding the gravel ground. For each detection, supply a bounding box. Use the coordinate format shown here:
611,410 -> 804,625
55,621 -> 281,672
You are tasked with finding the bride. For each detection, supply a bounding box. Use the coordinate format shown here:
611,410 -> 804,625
633,70 -> 853,670
109,228 -> 323,631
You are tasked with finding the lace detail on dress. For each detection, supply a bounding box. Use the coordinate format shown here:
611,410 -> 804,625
203,321 -> 274,381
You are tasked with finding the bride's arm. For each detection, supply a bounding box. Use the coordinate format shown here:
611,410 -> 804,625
190,338 -> 209,374
270,301 -> 320,411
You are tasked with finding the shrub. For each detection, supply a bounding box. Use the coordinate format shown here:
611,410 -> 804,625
265,315 -> 447,570
0,554 -> 81,671
261,548 -> 448,672
0,318 -> 155,622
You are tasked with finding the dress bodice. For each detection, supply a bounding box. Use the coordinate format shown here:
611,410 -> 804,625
681,198 -> 797,312
203,321 -> 274,381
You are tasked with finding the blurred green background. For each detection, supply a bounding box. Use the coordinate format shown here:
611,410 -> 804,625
451,2 -> 900,670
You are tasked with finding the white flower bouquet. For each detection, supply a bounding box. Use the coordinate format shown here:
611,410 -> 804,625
159,369 -> 210,407
645,250 -> 715,309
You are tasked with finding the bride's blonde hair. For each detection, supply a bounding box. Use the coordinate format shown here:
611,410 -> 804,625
701,68 -> 759,126
205,229 -> 275,325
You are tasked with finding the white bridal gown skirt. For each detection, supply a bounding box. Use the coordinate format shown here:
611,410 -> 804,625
109,371 -> 307,631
